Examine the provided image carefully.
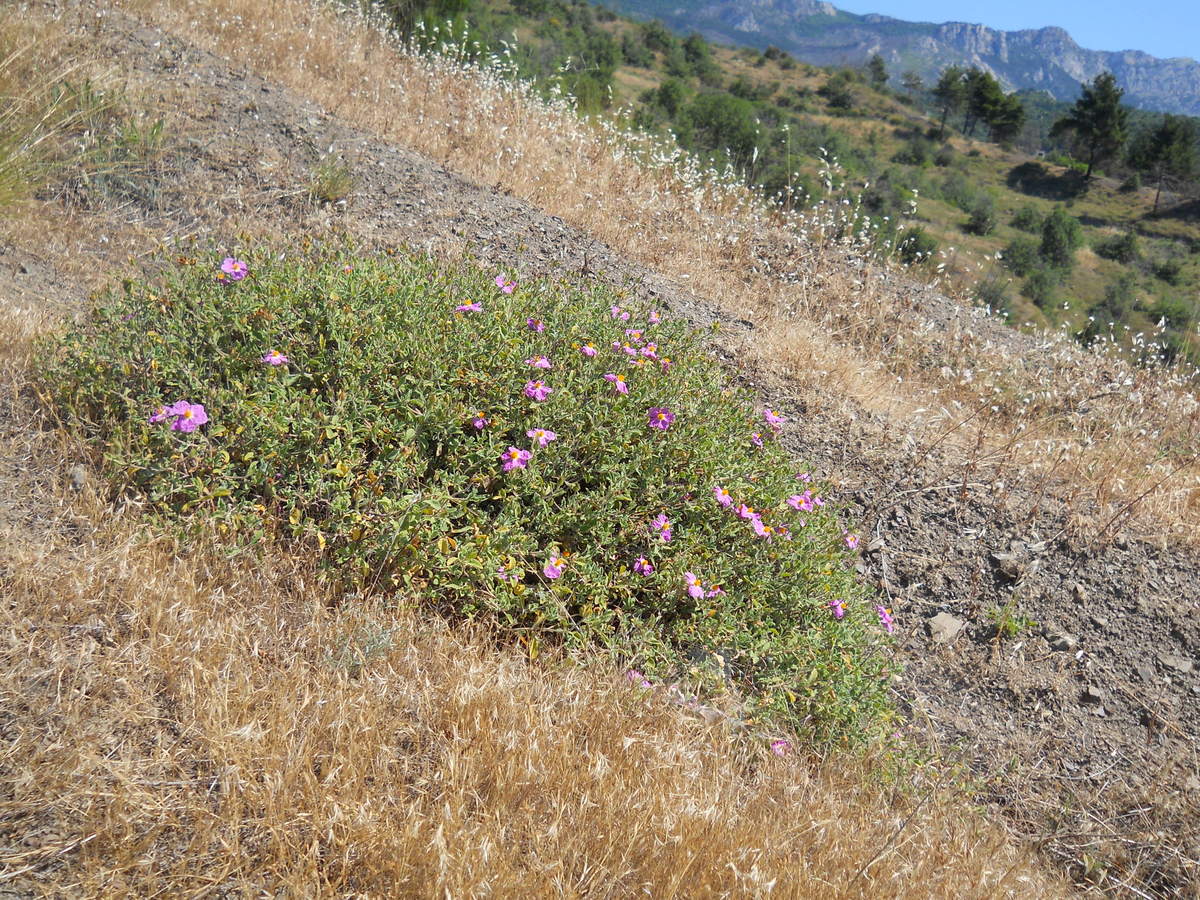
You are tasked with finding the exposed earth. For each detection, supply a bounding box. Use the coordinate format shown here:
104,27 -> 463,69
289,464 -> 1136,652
3,4 -> 1198,895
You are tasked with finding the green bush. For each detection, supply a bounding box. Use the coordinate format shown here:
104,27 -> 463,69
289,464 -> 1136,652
1094,231 -> 1141,264
1009,204 -> 1043,233
1039,206 -> 1083,271
1002,236 -> 1040,277
963,196 -> 997,236
40,249 -> 892,741
897,226 -> 938,264
1022,267 -> 1060,311
1152,257 -> 1184,285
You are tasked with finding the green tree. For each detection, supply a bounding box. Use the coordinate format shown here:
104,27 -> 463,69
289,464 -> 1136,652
681,93 -> 760,169
867,54 -> 888,90
1039,206 -> 1083,271
1050,72 -> 1129,179
818,70 -> 856,111
932,65 -> 966,139
962,67 -> 1004,137
900,70 -> 924,99
986,93 -> 1025,145
681,33 -> 719,83
1127,114 -> 1197,212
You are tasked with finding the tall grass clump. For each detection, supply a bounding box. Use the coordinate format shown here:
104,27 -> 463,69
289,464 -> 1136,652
39,247 -> 892,740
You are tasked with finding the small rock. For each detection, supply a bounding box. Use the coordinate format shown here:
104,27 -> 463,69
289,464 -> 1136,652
1069,581 -> 1087,604
1159,653 -> 1195,675
1080,685 -> 1106,705
1090,615 -> 1109,630
1136,662 -> 1157,684
1044,626 -> 1078,652
927,612 -> 966,644
1185,775 -> 1200,793
68,465 -> 88,492
990,551 -> 1023,580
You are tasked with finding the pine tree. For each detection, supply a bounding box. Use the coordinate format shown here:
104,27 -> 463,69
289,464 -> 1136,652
1050,72 -> 1129,179
932,65 -> 966,139
1128,114 -> 1197,212
866,54 -> 888,90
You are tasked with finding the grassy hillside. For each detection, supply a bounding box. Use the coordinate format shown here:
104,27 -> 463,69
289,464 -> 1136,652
6,0 -> 1200,895
385,0 -> 1200,362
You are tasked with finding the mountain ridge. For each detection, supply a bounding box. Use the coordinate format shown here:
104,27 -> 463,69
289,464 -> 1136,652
609,0 -> 1200,115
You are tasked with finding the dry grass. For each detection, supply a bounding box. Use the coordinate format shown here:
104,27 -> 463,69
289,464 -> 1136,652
0,410 -> 1065,896
113,0 -> 1200,542
1,519 -> 1070,896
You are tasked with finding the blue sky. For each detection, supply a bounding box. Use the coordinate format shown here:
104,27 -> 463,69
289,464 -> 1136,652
834,1 -> 1198,61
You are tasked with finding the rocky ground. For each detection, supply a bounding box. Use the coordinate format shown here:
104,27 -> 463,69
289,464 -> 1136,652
3,6 -> 1198,895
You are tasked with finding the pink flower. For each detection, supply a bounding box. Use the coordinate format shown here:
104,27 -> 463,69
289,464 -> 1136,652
526,427 -> 557,447
641,343 -> 658,358
763,408 -> 784,431
220,257 -> 248,281
524,380 -> 552,401
648,310 -> 662,325
750,432 -> 764,449
261,349 -> 288,366
527,317 -> 544,332
876,605 -> 895,634
472,412 -> 490,430
633,557 -> 654,576
626,669 -> 653,689
610,305 -> 630,321
501,446 -> 532,471
705,585 -> 725,598
788,492 -> 815,513
148,403 -> 173,424
455,301 -> 482,313
684,572 -> 705,599
770,739 -> 792,757
651,513 -> 672,542
625,328 -> 644,343
659,357 -> 673,372
713,486 -> 733,508
751,516 -> 775,540
796,472 -> 812,482
603,373 -> 628,395
543,554 -> 565,579
525,355 -> 552,369
843,532 -> 860,550
580,342 -> 597,357
171,402 -> 208,433
495,274 -> 516,294
735,504 -> 756,521
647,406 -> 675,430
829,598 -> 846,620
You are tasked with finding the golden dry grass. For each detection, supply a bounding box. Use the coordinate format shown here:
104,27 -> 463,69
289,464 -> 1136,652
0,425 -> 1065,897
114,0 -> 1200,543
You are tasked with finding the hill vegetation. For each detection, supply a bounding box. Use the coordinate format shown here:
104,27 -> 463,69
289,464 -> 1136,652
381,0 -> 1200,363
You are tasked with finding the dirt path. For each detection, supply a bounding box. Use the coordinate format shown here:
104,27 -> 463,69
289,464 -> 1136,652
5,6 -> 1198,894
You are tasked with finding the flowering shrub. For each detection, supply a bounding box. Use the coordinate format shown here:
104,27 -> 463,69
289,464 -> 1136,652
41,249 -> 891,740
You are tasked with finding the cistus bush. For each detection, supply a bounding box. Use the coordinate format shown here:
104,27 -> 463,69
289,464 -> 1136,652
41,247 -> 893,741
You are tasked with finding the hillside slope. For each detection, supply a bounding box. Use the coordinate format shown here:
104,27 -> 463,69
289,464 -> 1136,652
2,0 -> 1198,894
